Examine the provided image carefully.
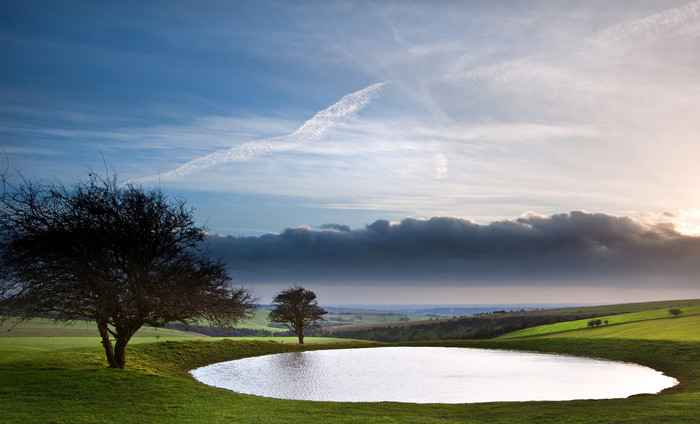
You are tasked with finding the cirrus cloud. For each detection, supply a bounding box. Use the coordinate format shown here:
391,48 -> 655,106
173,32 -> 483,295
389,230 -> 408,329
136,82 -> 387,183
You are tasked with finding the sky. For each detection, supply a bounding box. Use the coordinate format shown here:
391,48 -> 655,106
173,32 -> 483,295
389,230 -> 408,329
2,0 -> 700,304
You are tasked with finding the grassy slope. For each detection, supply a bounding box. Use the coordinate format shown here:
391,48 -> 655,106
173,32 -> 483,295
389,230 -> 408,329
499,304 -> 700,339
328,299 -> 700,333
543,315 -> 700,341
536,299 -> 699,315
2,301 -> 699,423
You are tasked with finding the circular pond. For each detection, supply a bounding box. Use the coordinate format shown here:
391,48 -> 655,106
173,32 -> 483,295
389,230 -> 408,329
190,347 -> 677,404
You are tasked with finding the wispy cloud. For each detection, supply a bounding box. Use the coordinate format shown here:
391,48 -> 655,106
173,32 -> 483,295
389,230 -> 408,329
588,1 -> 700,49
136,82 -> 387,183
457,2 -> 700,92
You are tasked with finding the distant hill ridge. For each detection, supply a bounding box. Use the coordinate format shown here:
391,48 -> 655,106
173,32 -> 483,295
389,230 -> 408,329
320,299 -> 700,342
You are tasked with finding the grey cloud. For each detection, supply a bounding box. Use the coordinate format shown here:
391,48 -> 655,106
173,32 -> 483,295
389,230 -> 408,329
319,223 -> 351,232
205,211 -> 700,287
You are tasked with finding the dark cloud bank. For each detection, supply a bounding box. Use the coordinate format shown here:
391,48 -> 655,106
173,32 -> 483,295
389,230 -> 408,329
205,211 -> 700,289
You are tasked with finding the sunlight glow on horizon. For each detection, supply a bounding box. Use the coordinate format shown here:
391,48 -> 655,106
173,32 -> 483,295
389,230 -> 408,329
673,209 -> 700,236
624,209 -> 700,237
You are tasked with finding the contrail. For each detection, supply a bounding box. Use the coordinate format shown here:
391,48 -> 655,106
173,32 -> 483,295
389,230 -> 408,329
138,82 -> 387,183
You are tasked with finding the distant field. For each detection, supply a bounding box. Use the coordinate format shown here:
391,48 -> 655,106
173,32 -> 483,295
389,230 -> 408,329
0,318 -> 202,338
326,312 -> 428,324
1,310 -> 421,341
537,298 -> 699,315
232,310 -> 274,331
0,336 -> 367,354
0,317 -> 367,350
157,309 -> 432,334
499,302 -> 700,340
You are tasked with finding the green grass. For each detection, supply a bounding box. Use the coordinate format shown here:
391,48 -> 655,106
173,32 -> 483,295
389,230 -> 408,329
499,304 -> 700,339
542,315 -> 700,341
535,299 -> 700,315
233,310 -> 274,332
2,301 -> 699,423
2,337 -> 698,423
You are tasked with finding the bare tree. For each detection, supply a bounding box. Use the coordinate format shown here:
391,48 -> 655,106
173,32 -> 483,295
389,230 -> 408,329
268,285 -> 326,344
0,170 -> 257,368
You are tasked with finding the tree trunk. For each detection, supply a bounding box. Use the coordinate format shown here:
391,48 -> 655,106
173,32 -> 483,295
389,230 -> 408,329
97,320 -> 141,369
113,324 -> 141,369
114,336 -> 128,369
297,329 -> 304,344
97,320 -> 119,368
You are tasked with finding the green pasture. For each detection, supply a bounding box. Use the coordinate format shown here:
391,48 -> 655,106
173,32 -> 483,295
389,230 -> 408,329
0,317 -> 204,338
537,298 -> 700,315
242,309 -> 430,331
234,310 -> 274,332
138,310 -> 274,332
499,303 -> 700,339
541,315 -> 700,341
178,309 -> 431,333
2,337 -> 698,423
0,318 -> 364,352
0,334 -> 364,351
2,301 -> 699,423
327,312 -> 429,324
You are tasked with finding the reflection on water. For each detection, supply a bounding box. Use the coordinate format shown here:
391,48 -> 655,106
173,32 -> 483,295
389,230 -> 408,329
190,347 -> 677,404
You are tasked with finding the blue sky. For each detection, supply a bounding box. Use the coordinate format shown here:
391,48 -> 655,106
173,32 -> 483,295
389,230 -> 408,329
2,1 -> 700,304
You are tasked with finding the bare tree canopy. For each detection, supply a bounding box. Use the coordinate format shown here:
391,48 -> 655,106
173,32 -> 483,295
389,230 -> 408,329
268,285 -> 326,344
0,170 -> 257,368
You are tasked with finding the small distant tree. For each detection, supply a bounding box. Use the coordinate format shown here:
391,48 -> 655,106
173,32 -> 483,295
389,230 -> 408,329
604,320 -> 609,326
268,285 -> 326,344
587,319 -> 602,328
668,308 -> 683,318
0,170 -> 257,368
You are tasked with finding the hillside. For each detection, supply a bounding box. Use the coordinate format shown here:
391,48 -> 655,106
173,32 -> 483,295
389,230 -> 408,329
321,299 -> 700,342
499,302 -> 700,341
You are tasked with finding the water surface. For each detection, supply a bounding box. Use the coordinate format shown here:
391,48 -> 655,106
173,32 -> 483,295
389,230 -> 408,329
191,347 -> 677,403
